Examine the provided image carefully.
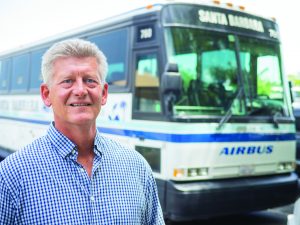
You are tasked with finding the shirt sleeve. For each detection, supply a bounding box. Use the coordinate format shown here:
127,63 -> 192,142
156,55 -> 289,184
0,173 -> 16,224
144,170 -> 165,225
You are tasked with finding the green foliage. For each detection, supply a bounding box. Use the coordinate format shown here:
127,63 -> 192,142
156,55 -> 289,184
288,73 -> 300,86
257,81 -> 272,95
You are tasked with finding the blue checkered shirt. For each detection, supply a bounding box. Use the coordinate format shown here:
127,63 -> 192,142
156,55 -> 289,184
0,123 -> 164,224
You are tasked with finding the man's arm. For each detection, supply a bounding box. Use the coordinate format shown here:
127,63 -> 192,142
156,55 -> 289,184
0,174 -> 16,224
144,171 -> 165,225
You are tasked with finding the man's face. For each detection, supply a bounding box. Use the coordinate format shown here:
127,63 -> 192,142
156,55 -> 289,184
41,56 -> 108,128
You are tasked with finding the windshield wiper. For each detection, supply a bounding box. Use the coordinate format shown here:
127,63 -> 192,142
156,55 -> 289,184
217,88 -> 243,130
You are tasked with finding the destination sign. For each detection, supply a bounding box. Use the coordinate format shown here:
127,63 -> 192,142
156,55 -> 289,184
162,4 -> 279,40
198,9 -> 264,33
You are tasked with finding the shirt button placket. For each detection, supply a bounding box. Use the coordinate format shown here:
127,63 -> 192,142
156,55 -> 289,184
90,178 -> 97,225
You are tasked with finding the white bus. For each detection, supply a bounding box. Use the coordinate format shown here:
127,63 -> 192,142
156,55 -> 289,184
0,0 -> 298,221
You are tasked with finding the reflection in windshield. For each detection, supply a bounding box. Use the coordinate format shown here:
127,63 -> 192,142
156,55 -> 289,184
165,27 -> 288,119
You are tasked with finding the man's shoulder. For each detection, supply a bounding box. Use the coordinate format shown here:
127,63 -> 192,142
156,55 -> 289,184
99,135 -> 139,157
99,135 -> 152,170
0,135 -> 50,177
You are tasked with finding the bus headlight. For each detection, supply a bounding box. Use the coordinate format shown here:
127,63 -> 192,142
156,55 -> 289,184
173,168 -> 186,178
173,167 -> 208,178
188,168 -> 198,177
277,162 -> 295,172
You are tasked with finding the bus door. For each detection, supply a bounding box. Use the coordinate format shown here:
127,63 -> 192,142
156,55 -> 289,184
131,49 -> 166,205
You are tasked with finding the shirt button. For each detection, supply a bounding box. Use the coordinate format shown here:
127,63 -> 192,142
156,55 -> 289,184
80,168 -> 85,173
90,196 -> 95,202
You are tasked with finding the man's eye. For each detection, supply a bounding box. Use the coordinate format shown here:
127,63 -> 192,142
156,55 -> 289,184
86,78 -> 96,83
63,79 -> 73,83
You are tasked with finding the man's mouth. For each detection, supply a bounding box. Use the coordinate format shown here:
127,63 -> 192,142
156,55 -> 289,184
69,103 -> 91,107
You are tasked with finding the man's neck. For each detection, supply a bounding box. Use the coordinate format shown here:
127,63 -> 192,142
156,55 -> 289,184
54,122 -> 96,177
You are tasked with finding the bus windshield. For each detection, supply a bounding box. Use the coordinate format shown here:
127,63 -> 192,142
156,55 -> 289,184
165,27 -> 288,119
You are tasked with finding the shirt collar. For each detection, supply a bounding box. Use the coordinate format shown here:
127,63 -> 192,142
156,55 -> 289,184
47,122 -> 102,158
94,129 -> 103,156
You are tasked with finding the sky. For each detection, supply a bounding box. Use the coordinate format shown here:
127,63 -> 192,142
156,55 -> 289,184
0,0 -> 299,75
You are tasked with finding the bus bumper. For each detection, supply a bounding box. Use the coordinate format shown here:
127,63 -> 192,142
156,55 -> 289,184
162,173 -> 299,221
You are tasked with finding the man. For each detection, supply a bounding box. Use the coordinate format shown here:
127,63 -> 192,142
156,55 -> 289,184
0,39 -> 164,224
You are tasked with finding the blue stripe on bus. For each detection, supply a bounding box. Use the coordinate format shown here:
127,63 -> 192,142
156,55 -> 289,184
0,116 -> 51,125
0,115 -> 296,143
97,127 -> 296,143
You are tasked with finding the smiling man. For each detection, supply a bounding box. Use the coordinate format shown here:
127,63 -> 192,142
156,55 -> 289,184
41,55 -> 108,177
0,39 -> 164,224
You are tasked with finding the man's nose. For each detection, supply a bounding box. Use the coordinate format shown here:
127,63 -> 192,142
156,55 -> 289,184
73,80 -> 87,96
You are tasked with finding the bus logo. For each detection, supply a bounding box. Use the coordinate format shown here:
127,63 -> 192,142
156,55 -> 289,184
220,145 -> 273,155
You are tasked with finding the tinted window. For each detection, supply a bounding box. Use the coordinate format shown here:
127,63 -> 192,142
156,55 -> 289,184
0,58 -> 11,93
135,146 -> 161,173
12,53 -> 30,92
88,29 -> 128,86
134,53 -> 161,113
30,49 -> 46,91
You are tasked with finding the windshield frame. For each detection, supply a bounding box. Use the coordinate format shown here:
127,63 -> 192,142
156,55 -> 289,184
162,26 -> 292,123
159,3 -> 294,123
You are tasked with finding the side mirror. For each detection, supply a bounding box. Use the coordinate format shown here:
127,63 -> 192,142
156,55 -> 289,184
161,63 -> 182,117
161,63 -> 182,94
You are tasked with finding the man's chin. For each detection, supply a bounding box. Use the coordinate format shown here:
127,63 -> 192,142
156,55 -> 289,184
70,116 -> 96,126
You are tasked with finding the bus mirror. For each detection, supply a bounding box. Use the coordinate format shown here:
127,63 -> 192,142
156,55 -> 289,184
162,63 -> 182,117
161,63 -> 182,94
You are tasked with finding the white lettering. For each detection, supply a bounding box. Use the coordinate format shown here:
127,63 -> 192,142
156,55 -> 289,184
269,29 -> 279,39
228,14 -> 264,33
198,10 -> 265,33
198,10 -> 228,25
140,28 -> 152,39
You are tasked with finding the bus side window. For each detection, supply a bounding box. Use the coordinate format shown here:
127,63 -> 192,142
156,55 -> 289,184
87,29 -> 128,87
11,53 -> 30,92
29,49 -> 46,92
0,58 -> 11,93
134,53 -> 161,113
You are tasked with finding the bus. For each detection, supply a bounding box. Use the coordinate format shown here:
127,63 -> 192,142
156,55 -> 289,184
0,0 -> 298,221
291,85 -> 300,174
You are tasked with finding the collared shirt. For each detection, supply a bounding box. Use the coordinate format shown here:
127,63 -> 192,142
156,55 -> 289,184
0,123 -> 165,224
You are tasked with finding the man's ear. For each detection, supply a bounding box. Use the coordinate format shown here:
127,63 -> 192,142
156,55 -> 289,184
40,83 -> 51,107
101,83 -> 108,106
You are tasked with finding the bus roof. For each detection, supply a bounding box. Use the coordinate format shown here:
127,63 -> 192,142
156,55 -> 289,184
0,0 -> 276,57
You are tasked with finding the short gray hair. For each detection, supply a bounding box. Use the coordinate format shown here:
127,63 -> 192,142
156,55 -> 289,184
41,38 -> 108,85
